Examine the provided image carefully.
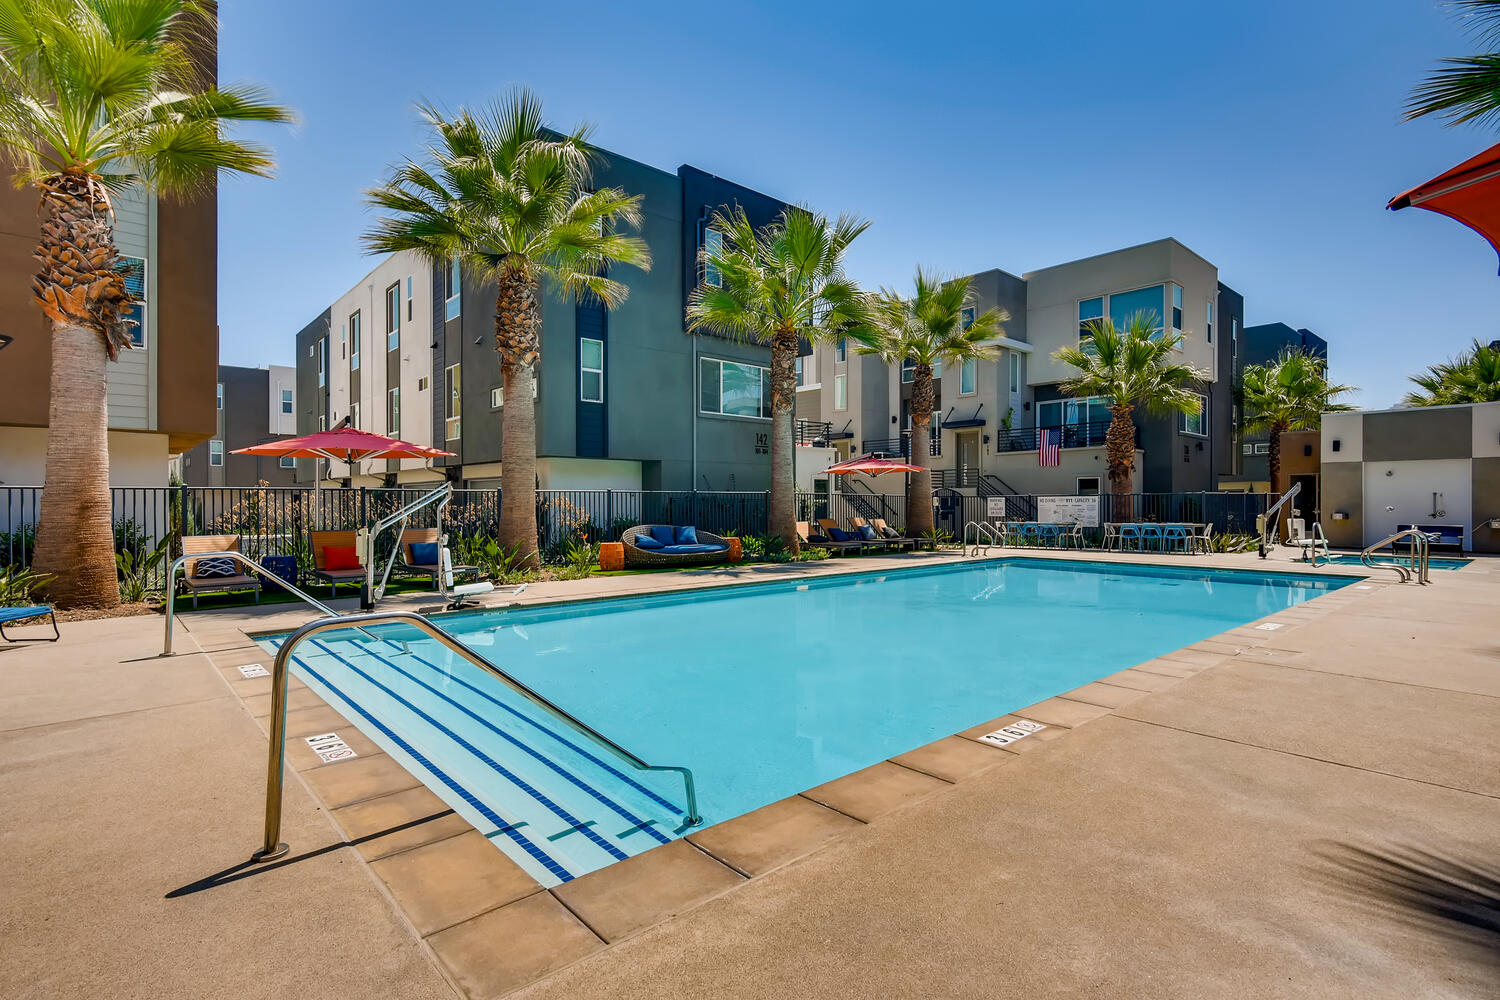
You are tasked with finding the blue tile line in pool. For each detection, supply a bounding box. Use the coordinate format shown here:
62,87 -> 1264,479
361,628 -> 682,819
266,637 -> 576,883
313,634 -> 674,845
296,637 -> 634,864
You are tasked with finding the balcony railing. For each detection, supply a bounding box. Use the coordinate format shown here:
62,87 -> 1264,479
992,420 -> 1133,453
860,431 -> 941,459
795,419 -> 833,446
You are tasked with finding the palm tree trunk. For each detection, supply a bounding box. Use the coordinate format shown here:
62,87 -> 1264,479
768,329 -> 799,554
31,320 -> 119,608
906,364 -> 936,537
495,268 -> 542,570
1105,402 -> 1136,522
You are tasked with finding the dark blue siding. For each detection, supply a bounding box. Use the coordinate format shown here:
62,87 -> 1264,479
576,302 -> 606,457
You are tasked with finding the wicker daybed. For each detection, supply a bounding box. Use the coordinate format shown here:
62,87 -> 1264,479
621,525 -> 732,568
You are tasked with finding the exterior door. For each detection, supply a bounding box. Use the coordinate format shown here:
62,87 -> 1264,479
957,431 -> 980,486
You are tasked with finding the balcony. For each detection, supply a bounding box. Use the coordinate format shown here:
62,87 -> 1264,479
860,431 -> 941,458
992,420 -> 1134,453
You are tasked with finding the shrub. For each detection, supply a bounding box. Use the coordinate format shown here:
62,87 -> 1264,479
0,566 -> 51,606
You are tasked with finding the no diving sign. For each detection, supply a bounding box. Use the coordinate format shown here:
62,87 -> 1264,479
305,732 -> 357,763
977,719 -> 1046,747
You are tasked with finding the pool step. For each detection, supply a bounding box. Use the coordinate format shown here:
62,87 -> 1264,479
265,632 -> 687,885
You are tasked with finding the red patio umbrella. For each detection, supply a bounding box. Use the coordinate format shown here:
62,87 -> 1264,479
233,428 -> 453,490
1388,141 -> 1500,272
822,455 -> 925,476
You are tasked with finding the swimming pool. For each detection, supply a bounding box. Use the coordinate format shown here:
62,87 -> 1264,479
258,558 -> 1347,884
1323,553 -> 1471,569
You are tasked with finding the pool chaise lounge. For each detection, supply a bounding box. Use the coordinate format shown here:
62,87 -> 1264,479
0,605 -> 58,642
621,525 -> 731,567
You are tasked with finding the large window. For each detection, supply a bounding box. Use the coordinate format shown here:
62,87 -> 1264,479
280,388 -> 293,414
444,260 -> 461,321
833,372 -> 847,411
1009,352 -> 1020,392
387,387 -> 400,435
117,256 -> 147,348
1179,392 -> 1207,436
1171,284 -> 1183,334
960,305 -> 975,329
900,358 -> 941,383
349,310 -> 361,370
444,364 -> 461,439
700,357 -> 771,418
385,283 -> 400,351
579,338 -> 604,403
1038,395 -> 1112,429
959,357 -> 976,395
702,226 -> 723,288
1080,286 -> 1166,341
209,439 -> 223,466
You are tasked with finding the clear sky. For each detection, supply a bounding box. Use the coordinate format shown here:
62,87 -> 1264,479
218,0 -> 1500,409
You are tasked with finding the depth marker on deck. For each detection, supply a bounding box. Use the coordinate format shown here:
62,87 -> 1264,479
235,664 -> 269,678
978,720 -> 1046,747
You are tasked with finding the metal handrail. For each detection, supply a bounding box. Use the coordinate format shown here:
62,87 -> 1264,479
252,609 -> 702,862
162,549 -> 343,655
1307,522 -> 1329,567
1360,528 -> 1431,584
965,520 -> 1002,556
362,483 -> 453,608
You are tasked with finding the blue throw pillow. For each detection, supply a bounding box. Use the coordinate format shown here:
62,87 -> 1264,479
858,525 -> 878,541
195,556 -> 237,579
649,525 -> 677,546
676,525 -> 699,545
829,528 -> 852,542
410,542 -> 439,565
633,534 -> 664,550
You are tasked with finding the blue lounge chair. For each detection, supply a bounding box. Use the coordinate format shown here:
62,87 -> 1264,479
0,605 -> 58,642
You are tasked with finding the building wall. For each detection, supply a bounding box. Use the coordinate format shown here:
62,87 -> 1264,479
293,309 -> 331,483
0,427 -> 168,488
180,366 -> 299,487
1238,322 -> 1329,483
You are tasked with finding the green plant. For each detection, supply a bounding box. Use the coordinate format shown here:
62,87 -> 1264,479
554,539 -> 598,580
1002,406 -> 1014,432
1402,339 -> 1500,406
795,546 -> 830,561
115,535 -> 170,603
1210,532 -> 1258,554
922,527 -> 955,547
1,524 -> 37,569
113,517 -> 150,562
0,566 -> 51,606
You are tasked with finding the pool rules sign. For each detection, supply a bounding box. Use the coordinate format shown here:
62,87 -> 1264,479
305,732 -> 357,763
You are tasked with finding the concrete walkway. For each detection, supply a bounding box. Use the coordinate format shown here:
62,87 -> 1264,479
2,553 -> 1496,998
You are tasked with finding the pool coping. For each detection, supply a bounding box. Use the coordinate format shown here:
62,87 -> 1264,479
183,550 -> 1421,998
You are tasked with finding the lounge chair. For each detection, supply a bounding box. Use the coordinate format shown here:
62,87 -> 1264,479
799,521 -> 861,555
869,518 -> 921,551
310,529 -> 365,596
399,528 -> 484,588
621,525 -> 731,567
0,605 -> 58,642
818,519 -> 877,554
180,534 -> 261,609
847,517 -> 900,552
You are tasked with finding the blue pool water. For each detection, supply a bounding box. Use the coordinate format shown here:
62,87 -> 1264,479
1324,553 -> 1470,569
259,559 -> 1347,884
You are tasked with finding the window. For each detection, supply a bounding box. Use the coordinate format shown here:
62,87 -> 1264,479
417,376 -> 429,392
350,401 -> 360,429
317,338 -> 327,387
1253,442 -> 1270,456
349,310 -> 361,370
444,363 -> 461,439
901,358 -> 942,383
387,387 -> 400,435
1078,296 -> 1104,343
1076,476 -> 1100,496
280,455 -> 295,469
406,275 -> 413,322
1179,392 -> 1207,436
833,373 -> 847,411
340,322 -> 345,359
280,389 -> 293,414
794,356 -> 804,386
1206,300 -> 1213,343
699,357 -> 771,418
702,226 -> 723,287
215,382 -> 223,410
491,386 -> 504,409
835,338 -> 847,363
960,305 -> 976,329
116,256 -> 147,348
579,337 -> 604,403
1242,443 -> 1254,456
1038,395 -> 1112,429
1081,286 -> 1167,342
1009,352 -> 1020,392
385,284 -> 400,351
318,415 -> 325,431
959,357 -> 976,395
444,260 -> 461,321
1171,284 -> 1183,333
209,439 -> 223,466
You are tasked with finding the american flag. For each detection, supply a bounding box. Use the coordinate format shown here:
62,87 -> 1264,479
1038,428 -> 1061,467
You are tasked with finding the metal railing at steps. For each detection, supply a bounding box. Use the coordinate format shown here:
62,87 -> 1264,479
1306,522 -> 1330,567
162,549 -> 347,656
251,611 -> 702,862
964,521 -> 1003,557
1361,528 -> 1432,584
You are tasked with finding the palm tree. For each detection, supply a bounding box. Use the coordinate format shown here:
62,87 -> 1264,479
365,91 -> 650,569
1402,338 -> 1500,405
687,206 -> 870,553
853,269 -> 1007,537
0,0 -> 292,607
1052,313 -> 1207,504
1242,348 -> 1356,499
1407,0 -> 1500,126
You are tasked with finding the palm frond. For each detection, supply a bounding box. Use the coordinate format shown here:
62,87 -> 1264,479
1407,1 -> 1500,125
1053,313 -> 1209,416
1241,348 -> 1355,433
1401,338 -> 1500,404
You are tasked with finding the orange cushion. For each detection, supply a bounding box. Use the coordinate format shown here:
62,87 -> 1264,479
323,545 -> 361,571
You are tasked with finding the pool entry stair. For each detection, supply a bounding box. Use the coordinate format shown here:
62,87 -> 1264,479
256,612 -> 701,886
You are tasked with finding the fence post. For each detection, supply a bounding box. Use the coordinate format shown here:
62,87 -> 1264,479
606,489 -> 614,538
359,486 -> 367,530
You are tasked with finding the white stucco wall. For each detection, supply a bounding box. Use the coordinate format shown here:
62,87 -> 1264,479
0,426 -> 169,488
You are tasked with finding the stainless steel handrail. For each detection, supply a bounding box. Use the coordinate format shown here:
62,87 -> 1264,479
1307,522 -> 1329,568
162,550 -> 343,655
965,521 -> 1002,557
1360,528 -> 1431,584
1257,482 -> 1301,557
253,610 -> 702,862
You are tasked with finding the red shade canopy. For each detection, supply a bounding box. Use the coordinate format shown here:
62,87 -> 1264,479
232,427 -> 453,463
822,456 -> 924,476
1389,141 -> 1500,272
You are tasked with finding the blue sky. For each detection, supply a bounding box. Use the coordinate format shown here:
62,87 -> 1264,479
218,0 -> 1500,408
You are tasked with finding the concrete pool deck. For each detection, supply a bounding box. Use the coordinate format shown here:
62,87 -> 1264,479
1,549 -> 1496,998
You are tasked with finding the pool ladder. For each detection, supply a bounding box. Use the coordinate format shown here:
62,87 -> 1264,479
1360,529 -> 1433,585
965,521 -> 1003,557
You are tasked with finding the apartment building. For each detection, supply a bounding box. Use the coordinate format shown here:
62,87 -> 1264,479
1223,322 -> 1330,491
178,365 -> 298,486
294,154 -> 791,492
796,238 -> 1244,499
